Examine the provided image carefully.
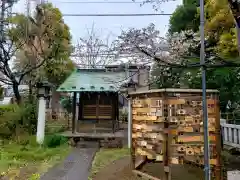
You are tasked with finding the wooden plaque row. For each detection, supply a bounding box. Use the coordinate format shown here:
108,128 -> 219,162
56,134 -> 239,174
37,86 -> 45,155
132,95 -> 220,166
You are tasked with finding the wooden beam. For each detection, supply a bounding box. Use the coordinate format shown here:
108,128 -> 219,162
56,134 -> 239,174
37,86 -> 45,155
132,170 -> 161,180
215,98 -> 223,180
135,155 -> 147,169
163,92 -> 171,180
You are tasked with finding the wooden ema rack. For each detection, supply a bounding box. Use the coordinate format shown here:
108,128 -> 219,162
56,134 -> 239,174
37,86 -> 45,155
129,89 -> 222,180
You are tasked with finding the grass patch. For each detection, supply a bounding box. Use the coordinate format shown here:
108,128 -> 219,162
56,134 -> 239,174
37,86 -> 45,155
0,135 -> 70,180
89,147 -> 130,180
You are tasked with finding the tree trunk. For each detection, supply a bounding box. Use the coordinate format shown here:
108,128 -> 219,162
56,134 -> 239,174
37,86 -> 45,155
12,82 -> 21,105
28,80 -> 34,103
12,82 -> 22,139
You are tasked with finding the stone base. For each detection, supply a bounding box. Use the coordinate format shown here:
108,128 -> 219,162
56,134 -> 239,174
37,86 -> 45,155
68,137 -> 80,147
99,138 -> 123,148
67,137 -> 123,149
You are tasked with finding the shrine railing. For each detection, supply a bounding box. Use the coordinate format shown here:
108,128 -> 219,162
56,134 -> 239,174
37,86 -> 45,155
221,120 -> 240,149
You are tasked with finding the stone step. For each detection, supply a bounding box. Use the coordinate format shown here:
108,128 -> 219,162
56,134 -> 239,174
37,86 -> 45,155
72,138 -> 123,149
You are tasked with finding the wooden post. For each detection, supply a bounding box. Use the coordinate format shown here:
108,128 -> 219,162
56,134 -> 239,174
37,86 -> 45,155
75,93 -> 79,133
130,95 -> 135,170
112,93 -> 116,133
215,95 -> 223,180
97,93 -> 100,123
163,92 -> 171,180
78,92 -> 82,132
116,93 -> 120,131
72,92 -> 77,134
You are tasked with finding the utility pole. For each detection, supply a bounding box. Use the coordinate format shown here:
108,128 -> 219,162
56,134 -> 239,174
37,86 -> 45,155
199,0 -> 211,180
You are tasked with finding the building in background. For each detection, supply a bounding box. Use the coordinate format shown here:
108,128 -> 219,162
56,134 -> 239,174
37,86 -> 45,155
105,62 -> 151,108
56,62 -> 150,132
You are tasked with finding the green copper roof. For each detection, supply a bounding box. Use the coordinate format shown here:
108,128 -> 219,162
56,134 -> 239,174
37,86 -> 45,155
57,69 -> 128,92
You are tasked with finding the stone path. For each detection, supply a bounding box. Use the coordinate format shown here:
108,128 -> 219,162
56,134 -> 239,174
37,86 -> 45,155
40,142 -> 98,180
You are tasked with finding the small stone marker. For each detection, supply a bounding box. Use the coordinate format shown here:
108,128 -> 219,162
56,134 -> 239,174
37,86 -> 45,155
227,170 -> 240,180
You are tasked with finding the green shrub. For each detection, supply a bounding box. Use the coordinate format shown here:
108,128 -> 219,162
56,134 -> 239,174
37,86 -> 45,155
16,135 -> 38,148
45,125 -> 66,134
0,104 -> 18,116
0,101 -> 38,139
44,134 -> 67,148
0,104 -> 20,138
20,101 -> 38,134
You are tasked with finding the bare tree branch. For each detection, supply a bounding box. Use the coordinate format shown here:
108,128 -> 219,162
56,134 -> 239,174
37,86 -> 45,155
73,23 -> 117,68
0,74 -> 12,85
115,23 -> 240,69
132,0 -> 175,11
114,23 -> 173,64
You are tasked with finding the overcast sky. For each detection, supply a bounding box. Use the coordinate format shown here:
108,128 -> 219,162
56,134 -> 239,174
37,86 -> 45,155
12,0 -> 182,44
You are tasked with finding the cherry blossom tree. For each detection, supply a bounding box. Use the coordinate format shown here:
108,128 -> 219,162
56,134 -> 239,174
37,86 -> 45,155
114,23 -> 201,88
72,25 -> 117,68
114,23 -> 201,66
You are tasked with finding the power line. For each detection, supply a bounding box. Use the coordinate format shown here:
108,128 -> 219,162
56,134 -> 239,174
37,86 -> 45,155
52,1 -> 144,4
71,52 -> 148,57
61,13 -> 172,17
11,12 -> 172,17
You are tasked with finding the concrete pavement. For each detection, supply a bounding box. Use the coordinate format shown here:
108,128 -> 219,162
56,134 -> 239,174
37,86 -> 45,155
40,142 -> 98,180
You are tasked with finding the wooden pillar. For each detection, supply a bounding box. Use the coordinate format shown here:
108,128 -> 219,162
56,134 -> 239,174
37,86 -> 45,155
116,93 -> 120,130
77,92 -> 83,132
78,92 -> 82,120
130,95 -> 135,170
112,93 -> 116,133
163,92 -> 171,180
75,93 -> 79,132
215,94 -> 223,180
72,92 -> 77,134
97,93 -> 100,122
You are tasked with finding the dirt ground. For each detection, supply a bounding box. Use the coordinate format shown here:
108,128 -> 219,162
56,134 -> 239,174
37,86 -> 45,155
93,151 -> 240,180
92,156 -> 140,180
92,156 -> 205,180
